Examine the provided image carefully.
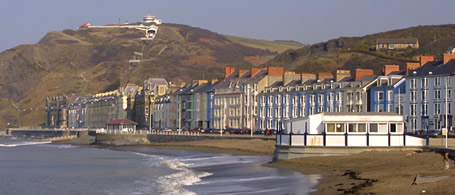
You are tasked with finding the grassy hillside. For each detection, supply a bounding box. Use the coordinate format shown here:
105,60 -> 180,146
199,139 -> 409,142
0,23 -> 283,127
266,24 -> 455,74
224,35 -> 305,53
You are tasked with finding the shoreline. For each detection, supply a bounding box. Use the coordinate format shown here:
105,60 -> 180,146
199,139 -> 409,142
51,137 -> 455,194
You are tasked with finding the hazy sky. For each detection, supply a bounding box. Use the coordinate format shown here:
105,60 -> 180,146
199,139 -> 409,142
1,0 -> 455,52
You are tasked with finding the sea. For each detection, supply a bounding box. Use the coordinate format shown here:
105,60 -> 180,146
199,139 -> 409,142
0,137 -> 320,195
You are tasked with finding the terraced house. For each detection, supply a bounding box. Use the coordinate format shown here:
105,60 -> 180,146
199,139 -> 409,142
257,68 -> 404,131
404,54 -> 455,133
213,67 -> 284,130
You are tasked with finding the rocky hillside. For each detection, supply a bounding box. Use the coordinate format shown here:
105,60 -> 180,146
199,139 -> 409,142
0,23 -> 285,127
265,24 -> 455,74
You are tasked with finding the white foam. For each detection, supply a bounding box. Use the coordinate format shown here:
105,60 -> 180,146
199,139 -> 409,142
181,155 -> 258,168
133,152 -> 165,167
157,158 -> 212,195
0,141 -> 51,148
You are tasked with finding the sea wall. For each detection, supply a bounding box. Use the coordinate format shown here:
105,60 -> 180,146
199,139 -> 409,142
95,133 -> 274,146
273,145 -> 425,161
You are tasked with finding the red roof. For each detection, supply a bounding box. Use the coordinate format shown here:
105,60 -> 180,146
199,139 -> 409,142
106,119 -> 137,125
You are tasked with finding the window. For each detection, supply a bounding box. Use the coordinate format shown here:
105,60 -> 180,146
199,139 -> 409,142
293,96 -> 298,105
389,44 -> 394,49
355,92 -> 361,101
422,90 -> 428,101
410,104 -> 417,116
397,44 -> 401,49
435,103 -> 441,115
369,124 -> 378,133
300,95 -> 306,105
449,103 -> 452,114
300,105 -> 305,117
377,104 -> 383,112
390,123 -> 404,133
358,123 -> 367,133
377,91 -> 384,101
410,91 -> 416,101
347,92 -> 353,101
422,78 -> 428,88
410,79 -> 416,89
435,90 -> 441,99
448,89 -> 452,99
422,104 -> 428,116
336,92 -> 341,101
378,123 -> 388,133
348,123 -> 367,133
326,123 -> 344,133
435,77 -> 441,86
310,95 -> 315,104
379,44 -> 383,49
388,90 -> 393,101
318,94 -> 323,104
388,104 -> 393,112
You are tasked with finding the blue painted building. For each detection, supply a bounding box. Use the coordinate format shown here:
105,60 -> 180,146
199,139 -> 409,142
369,75 -> 406,114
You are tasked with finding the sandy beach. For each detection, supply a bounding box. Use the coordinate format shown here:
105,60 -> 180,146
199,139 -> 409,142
54,136 -> 455,194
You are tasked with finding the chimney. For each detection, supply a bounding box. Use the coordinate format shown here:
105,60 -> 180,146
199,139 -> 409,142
317,72 -> 334,81
283,72 -> 300,85
335,70 -> 351,81
251,67 -> 265,77
224,67 -> 236,78
382,65 -> 400,76
406,62 -> 420,75
239,69 -> 249,77
420,55 -> 434,65
354,69 -> 374,81
301,72 -> 317,83
267,67 -> 284,77
443,53 -> 455,64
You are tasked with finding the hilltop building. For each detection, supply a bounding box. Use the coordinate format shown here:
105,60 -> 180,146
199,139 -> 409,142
376,38 -> 419,50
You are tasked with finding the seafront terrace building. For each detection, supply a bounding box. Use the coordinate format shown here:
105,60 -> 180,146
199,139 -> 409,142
83,84 -> 138,128
404,54 -> 455,133
257,69 -> 381,131
134,78 -> 168,129
45,96 -> 68,128
67,97 -> 87,128
213,67 -> 284,130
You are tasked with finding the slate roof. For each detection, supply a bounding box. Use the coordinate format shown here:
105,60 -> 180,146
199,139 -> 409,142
406,59 -> 455,77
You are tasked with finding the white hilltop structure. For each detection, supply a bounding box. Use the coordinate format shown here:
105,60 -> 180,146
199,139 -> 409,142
78,14 -> 162,40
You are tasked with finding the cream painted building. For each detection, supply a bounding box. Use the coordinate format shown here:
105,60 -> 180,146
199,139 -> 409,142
213,67 -> 284,130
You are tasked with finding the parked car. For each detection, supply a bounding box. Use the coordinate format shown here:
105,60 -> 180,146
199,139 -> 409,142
254,129 -> 265,135
428,130 -> 440,137
205,128 -> 216,133
189,127 -> 206,133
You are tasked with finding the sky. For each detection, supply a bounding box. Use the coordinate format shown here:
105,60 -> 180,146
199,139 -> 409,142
1,0 -> 455,52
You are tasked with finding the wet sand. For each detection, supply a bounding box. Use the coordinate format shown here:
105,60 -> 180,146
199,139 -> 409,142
55,137 -> 455,194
